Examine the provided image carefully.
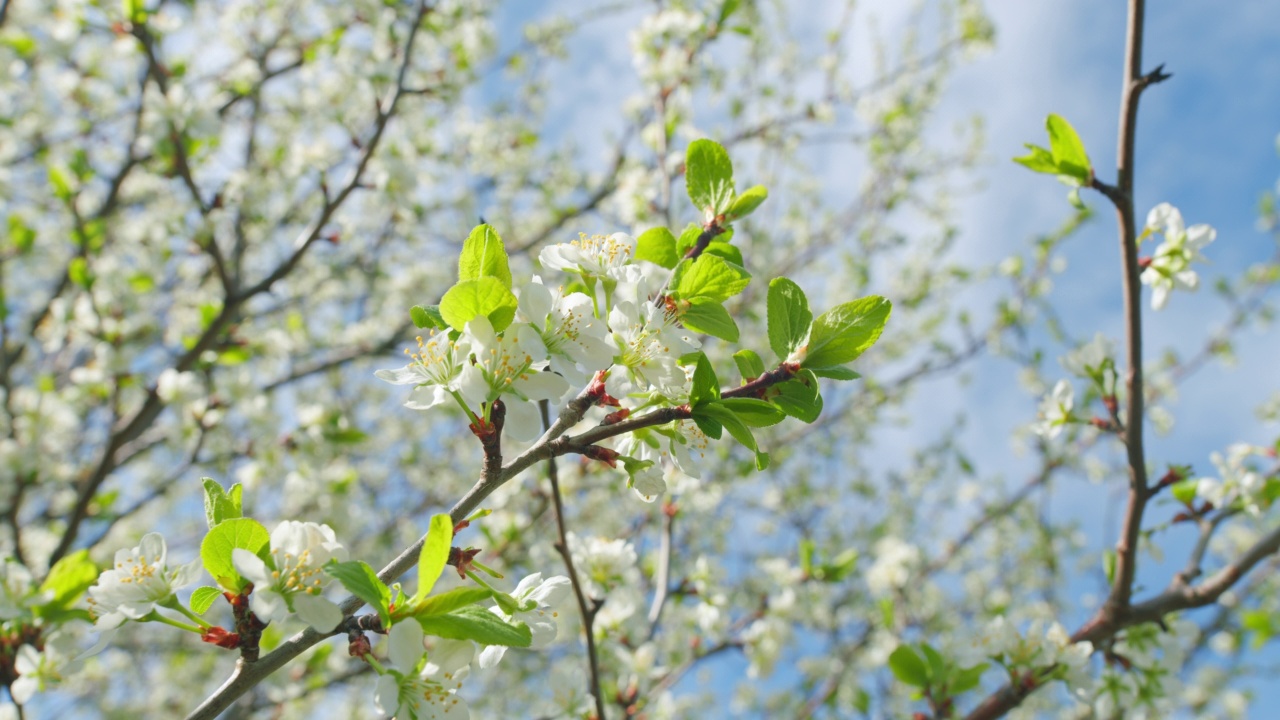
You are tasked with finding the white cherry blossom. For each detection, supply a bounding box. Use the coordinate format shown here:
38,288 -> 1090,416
87,533 -> 200,628
373,621 -> 469,720
231,521 -> 346,632
375,331 -> 472,411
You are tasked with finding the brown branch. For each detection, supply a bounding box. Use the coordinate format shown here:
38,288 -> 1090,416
539,400 -> 608,720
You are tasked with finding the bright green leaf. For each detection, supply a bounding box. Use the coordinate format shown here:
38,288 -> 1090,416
732,349 -> 765,381
1013,144 -> 1059,174
457,224 -> 512,289
809,365 -> 861,381
200,518 -> 270,593
680,298 -> 740,341
410,305 -> 447,330
438,277 -> 518,332
771,371 -> 823,423
695,401 -> 758,452
413,514 -> 454,603
411,586 -> 494,617
37,551 -> 97,613
326,560 -> 392,625
189,586 -> 223,615
950,663 -> 989,694
767,278 -> 812,361
701,241 -> 743,266
1046,113 -> 1091,182
68,257 -> 92,289
717,397 -> 785,427
726,185 -> 768,220
802,296 -> 891,369
636,227 -> 680,269
202,478 -> 243,529
685,139 -> 736,215
415,605 -> 533,647
671,254 -> 750,303
688,353 -> 720,408
888,645 -> 929,687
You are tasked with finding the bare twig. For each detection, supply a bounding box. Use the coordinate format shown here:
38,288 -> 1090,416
540,400 -> 608,720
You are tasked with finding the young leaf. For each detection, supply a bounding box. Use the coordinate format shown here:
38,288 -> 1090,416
438,277 -> 518,332
888,645 -> 930,687
189,586 -> 223,615
1013,145 -> 1058,174
717,397 -> 785,427
771,372 -> 823,423
202,478 -> 243,529
685,139 -> 736,215
809,365 -> 861,381
326,560 -> 393,625
950,663 -> 989,694
695,401 -> 758,452
802,296 -> 891,369
415,605 -> 533,647
701,241 -> 743,266
635,227 -> 680,269
457,224 -> 512,289
692,413 -> 722,440
413,514 -> 454,603
671,254 -> 751,303
680,298 -> 740,342
767,278 -> 812,361
409,305 -> 447,330
200,518 -> 270,592
1046,113 -> 1091,182
36,551 -> 97,612
688,353 -> 721,408
920,643 -> 948,682
732,349 -> 765,380
726,185 -> 767,220
410,586 -> 495,617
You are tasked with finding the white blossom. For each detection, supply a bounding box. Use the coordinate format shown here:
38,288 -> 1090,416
517,279 -> 613,379
373,621 -> 469,720
231,521 -> 346,631
1031,380 -> 1075,438
88,533 -> 200,628
10,632 -> 81,705
478,572 -> 571,668
539,232 -> 637,280
375,330 -> 472,411
1140,202 -> 1215,310
457,316 -> 569,442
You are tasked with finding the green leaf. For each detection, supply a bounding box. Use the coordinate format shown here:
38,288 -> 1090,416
8,216 -> 35,254
717,397 -> 785,427
189,586 -> 223,615
415,605 -> 533,647
1171,479 -> 1199,506
410,305 -> 447,330
771,372 -> 823,423
920,643 -> 948,682
798,539 -> 816,573
439,277 -> 518,332
1013,144 -> 1058,174
326,560 -> 392,625
457,224 -> 512,289
410,586 -> 494,617
692,413 -> 722,440
635,227 -> 680,269
802,296 -> 891,369
37,551 -> 97,613
767,278 -> 812,361
200,518 -> 270,593
676,223 -> 702,257
202,478 -> 243,529
68,257 -> 93,289
732,349 -> 765,381
671,254 -> 751,303
695,401 -> 758,452
701,241 -> 743,266
809,365 -> 861,381
888,645 -> 929,687
726,185 -> 768,220
679,298 -> 740,341
950,663 -> 988,694
688,353 -> 720,408
413,514 -> 454,603
685,139 -> 735,215
1046,113 -> 1091,182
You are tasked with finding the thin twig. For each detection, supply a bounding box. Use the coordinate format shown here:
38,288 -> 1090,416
540,400 -> 608,720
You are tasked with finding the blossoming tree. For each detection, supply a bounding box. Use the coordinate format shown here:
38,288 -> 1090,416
2,0 -> 1280,719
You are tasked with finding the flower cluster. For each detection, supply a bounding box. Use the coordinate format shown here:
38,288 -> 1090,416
1139,203 -> 1216,310
232,521 -> 347,632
